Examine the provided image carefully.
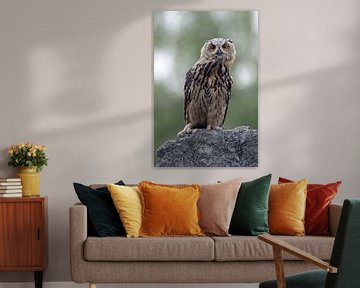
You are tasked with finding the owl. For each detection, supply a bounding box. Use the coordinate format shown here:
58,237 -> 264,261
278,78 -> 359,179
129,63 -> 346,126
178,38 -> 236,135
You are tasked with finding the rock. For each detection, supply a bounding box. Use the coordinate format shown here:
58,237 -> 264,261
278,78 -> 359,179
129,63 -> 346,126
156,126 -> 258,167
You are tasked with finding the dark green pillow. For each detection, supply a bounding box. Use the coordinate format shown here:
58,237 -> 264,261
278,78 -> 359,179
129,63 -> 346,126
229,174 -> 272,236
73,181 -> 126,237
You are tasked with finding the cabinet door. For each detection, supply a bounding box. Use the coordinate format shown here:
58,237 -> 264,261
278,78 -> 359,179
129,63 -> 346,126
0,202 -> 45,268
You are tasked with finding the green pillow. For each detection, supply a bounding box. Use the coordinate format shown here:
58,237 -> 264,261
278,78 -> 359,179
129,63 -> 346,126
229,174 -> 272,236
73,181 -> 126,237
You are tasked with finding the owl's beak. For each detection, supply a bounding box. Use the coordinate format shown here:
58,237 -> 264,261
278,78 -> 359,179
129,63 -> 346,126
216,49 -> 223,57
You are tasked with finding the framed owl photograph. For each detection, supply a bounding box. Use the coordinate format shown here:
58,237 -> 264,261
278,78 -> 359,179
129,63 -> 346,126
154,11 -> 258,167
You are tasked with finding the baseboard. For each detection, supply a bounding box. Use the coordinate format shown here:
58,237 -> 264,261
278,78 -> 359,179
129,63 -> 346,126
0,282 -> 259,288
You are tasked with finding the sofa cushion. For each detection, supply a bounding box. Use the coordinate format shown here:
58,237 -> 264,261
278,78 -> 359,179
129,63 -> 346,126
84,236 -> 214,261
212,236 -> 334,261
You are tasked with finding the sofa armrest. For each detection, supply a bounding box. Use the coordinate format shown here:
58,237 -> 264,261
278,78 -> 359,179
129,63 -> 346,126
69,203 -> 88,283
329,203 -> 342,237
258,233 -> 337,288
258,234 -> 337,273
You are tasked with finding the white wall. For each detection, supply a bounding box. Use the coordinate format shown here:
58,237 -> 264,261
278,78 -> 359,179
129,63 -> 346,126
0,0 -> 359,283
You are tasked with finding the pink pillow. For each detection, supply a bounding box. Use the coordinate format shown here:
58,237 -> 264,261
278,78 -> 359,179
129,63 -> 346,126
198,178 -> 242,236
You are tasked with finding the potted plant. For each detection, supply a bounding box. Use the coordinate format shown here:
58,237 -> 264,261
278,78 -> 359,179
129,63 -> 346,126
8,143 -> 48,197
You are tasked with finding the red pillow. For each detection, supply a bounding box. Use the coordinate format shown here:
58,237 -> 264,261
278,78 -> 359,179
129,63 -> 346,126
278,177 -> 341,236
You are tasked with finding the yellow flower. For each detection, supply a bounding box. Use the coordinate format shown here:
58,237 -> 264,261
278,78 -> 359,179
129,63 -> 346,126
37,145 -> 46,151
8,142 -> 48,170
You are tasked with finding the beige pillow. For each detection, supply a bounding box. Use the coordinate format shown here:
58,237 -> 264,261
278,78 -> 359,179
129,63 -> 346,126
198,178 -> 242,236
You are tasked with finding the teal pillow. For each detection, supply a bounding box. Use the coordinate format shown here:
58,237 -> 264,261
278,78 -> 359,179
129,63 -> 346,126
229,174 -> 272,236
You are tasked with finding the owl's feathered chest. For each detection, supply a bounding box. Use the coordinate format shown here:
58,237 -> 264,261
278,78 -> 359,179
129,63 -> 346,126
183,59 -> 233,128
190,60 -> 230,89
185,60 -> 232,104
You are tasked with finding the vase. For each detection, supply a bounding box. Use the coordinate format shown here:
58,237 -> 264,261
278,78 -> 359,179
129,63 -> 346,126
16,167 -> 40,197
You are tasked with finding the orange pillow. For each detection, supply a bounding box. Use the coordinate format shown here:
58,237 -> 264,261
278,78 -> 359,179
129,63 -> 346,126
269,179 -> 307,236
279,177 -> 341,235
138,181 -> 204,237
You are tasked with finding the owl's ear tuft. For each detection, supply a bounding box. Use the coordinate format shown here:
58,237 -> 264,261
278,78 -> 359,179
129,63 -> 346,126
227,38 -> 234,43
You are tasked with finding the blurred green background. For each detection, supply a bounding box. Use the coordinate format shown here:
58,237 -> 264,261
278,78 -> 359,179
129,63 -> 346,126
154,11 -> 258,155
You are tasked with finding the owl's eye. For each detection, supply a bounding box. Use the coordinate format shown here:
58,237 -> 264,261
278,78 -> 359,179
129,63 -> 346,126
222,43 -> 230,50
208,44 -> 216,51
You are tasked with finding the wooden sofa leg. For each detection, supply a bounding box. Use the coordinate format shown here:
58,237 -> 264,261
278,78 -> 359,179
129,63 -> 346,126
89,283 -> 96,288
273,247 -> 286,288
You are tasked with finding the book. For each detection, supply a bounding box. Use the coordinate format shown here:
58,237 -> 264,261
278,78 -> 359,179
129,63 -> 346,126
0,186 -> 22,190
0,193 -> 22,198
0,189 -> 22,193
0,178 -> 21,182
0,182 -> 22,186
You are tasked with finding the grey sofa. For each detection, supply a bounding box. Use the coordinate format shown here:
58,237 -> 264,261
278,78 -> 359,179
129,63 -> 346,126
70,203 -> 342,288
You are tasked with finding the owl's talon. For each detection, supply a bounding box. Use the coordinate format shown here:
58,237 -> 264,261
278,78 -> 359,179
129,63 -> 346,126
177,130 -> 185,136
206,125 -> 223,131
178,124 -> 193,136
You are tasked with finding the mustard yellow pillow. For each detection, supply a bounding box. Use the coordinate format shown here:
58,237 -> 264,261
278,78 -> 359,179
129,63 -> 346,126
107,183 -> 142,238
138,181 -> 204,237
269,179 -> 307,236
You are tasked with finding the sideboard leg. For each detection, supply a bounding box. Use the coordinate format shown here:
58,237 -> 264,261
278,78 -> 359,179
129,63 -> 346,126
90,283 -> 97,288
34,271 -> 43,288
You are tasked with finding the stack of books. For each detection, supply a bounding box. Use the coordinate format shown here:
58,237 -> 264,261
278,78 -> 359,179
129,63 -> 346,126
0,178 -> 22,197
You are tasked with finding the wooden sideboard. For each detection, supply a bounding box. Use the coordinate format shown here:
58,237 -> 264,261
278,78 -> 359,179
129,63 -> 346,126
0,196 -> 48,288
